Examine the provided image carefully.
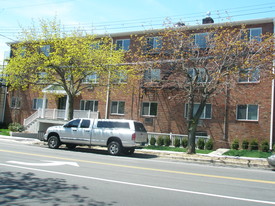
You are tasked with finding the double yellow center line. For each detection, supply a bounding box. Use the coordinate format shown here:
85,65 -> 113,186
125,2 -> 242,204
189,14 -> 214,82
1,149 -> 274,185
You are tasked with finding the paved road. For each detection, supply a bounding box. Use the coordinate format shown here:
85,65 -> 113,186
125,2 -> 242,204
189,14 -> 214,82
1,140 -> 275,206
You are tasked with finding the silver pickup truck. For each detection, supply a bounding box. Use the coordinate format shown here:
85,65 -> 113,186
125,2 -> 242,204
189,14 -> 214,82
43,118 -> 148,155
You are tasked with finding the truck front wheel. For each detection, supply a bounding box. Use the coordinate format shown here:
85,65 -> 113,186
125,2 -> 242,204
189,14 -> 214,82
108,141 -> 121,156
48,135 -> 61,149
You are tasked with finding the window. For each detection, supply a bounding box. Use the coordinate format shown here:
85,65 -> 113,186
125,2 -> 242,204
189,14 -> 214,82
112,71 -> 127,84
188,68 -> 207,83
11,97 -> 21,109
64,119 -> 80,128
144,68 -> 161,82
116,39 -> 130,51
239,68 -> 260,83
40,45 -> 51,57
250,28 -> 262,41
80,100 -> 98,112
194,33 -> 209,48
185,103 -> 212,119
97,121 -> 130,129
83,72 -> 99,84
146,37 -> 162,51
241,28 -> 262,42
80,119 -> 90,128
111,101 -> 125,115
20,46 -> 27,57
134,122 -> 147,132
33,98 -> 48,110
142,102 -> 158,116
237,104 -> 258,121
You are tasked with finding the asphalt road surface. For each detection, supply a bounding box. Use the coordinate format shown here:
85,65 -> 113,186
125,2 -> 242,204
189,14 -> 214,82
0,140 -> 275,206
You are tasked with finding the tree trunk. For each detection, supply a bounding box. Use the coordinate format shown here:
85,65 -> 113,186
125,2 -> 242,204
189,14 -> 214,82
67,93 -> 74,120
187,122 -> 197,154
186,97 -> 207,154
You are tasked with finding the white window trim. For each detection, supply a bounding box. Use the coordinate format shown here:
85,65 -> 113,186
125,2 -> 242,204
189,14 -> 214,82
110,101 -> 125,115
141,102 -> 158,117
80,100 -> 98,112
238,68 -> 260,83
32,98 -> 47,110
116,39 -> 130,51
147,36 -> 162,50
236,104 -> 259,121
11,97 -> 21,109
184,103 -> 212,119
249,27 -> 262,42
144,68 -> 161,82
82,73 -> 99,84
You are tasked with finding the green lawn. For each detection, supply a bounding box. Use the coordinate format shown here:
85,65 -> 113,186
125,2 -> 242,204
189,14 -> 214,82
143,145 -> 213,154
223,150 -> 273,158
0,129 -> 10,136
143,145 -> 273,158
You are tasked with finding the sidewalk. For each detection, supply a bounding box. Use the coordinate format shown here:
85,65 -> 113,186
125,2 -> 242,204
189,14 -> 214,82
0,135 -> 271,170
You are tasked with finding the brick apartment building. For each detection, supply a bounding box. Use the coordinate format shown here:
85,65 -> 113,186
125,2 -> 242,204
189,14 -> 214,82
4,17 -> 275,148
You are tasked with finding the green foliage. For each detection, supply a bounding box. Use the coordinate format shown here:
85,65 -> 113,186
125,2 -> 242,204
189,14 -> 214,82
197,138 -> 205,150
8,123 -> 25,132
150,137 -> 156,146
182,138 -> 188,148
157,136 -> 164,146
241,139 -> 249,150
144,146 -> 213,154
4,18 -> 128,120
205,138 -> 214,150
260,141 -> 269,152
250,140 -> 259,151
0,129 -> 10,136
164,136 -> 171,147
231,139 -> 239,150
174,137 -> 181,147
223,150 -> 272,158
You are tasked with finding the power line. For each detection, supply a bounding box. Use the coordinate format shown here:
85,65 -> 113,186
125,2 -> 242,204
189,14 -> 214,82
0,2 -> 274,39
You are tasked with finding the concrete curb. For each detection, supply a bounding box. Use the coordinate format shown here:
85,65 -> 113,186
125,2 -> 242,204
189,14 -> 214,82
0,135 -> 271,169
135,149 -> 271,169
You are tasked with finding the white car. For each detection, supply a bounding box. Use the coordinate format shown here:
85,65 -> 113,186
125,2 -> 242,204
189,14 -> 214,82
43,118 -> 148,155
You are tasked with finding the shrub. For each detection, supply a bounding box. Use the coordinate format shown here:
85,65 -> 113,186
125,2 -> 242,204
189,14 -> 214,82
197,138 -> 205,150
273,144 -> 275,152
241,140 -> 249,150
8,122 -> 25,132
205,138 -> 214,150
174,137 -> 181,147
261,141 -> 269,152
150,137 -> 156,146
182,138 -> 188,148
157,136 -> 164,146
164,136 -> 171,147
231,139 -> 239,150
250,140 -> 259,151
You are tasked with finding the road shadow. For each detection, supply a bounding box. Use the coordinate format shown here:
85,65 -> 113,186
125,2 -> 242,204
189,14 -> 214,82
0,171 -> 117,206
56,147 -> 158,159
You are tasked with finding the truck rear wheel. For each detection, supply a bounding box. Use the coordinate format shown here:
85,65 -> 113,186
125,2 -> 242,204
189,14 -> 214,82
108,141 -> 121,156
48,135 -> 61,149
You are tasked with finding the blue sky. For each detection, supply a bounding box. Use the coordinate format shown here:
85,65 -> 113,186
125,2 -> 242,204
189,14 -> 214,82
0,0 -> 274,63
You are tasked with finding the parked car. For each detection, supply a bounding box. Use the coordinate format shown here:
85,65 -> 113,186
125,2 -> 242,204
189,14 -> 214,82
43,118 -> 148,155
267,154 -> 275,167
